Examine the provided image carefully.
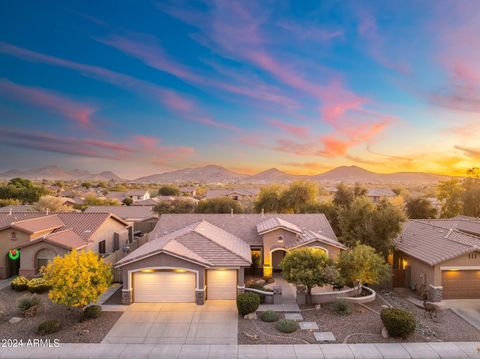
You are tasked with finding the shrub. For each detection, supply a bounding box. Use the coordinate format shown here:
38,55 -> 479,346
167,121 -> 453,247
275,319 -> 298,333
28,277 -> 51,294
11,276 -> 29,291
380,308 -> 416,338
332,299 -> 352,316
17,294 -> 41,312
83,304 -> 102,319
246,284 -> 273,304
236,292 -> 260,316
260,310 -> 279,322
38,320 -> 61,335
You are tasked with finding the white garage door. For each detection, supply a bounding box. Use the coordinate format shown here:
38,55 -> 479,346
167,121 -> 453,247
133,271 -> 195,303
207,269 -> 237,300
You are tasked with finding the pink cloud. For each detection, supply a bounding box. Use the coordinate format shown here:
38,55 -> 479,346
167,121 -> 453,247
267,119 -> 309,138
0,42 -> 237,131
0,79 -> 96,126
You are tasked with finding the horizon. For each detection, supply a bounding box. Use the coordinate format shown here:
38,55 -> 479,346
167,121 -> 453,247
1,1 -> 479,178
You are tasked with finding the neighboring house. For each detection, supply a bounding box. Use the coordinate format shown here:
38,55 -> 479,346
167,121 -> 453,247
115,213 -> 344,305
106,190 -> 150,203
131,198 -> 159,206
393,217 -> 480,301
205,188 -> 259,202
180,186 -> 197,197
0,212 -> 130,279
154,196 -> 199,204
367,189 -> 396,203
85,206 -> 158,235
0,205 -> 37,213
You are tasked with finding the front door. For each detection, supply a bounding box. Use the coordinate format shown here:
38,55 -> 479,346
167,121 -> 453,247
271,250 -> 287,272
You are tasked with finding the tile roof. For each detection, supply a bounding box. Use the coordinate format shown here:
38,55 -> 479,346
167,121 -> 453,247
418,216 -> 480,236
205,188 -> 259,199
116,220 -> 251,267
0,205 -> 37,213
17,228 -> 87,250
394,220 -> 480,266
257,217 -> 302,235
294,230 -> 347,250
367,188 -> 396,197
84,206 -> 156,221
153,213 -> 337,245
10,215 -> 64,234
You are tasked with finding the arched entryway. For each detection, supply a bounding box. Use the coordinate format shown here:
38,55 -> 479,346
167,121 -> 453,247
35,248 -> 57,274
271,249 -> 288,272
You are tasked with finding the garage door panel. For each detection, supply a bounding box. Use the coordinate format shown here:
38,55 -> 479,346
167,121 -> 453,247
207,270 -> 237,300
134,271 -> 195,303
442,270 -> 480,299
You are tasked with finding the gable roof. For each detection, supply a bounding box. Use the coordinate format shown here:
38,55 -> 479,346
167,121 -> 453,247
367,188 -> 396,197
85,206 -> 156,221
293,230 -> 347,250
418,216 -> 480,237
10,215 -> 64,234
115,220 -> 251,268
153,213 -> 337,246
257,217 -> 302,235
394,220 -> 480,266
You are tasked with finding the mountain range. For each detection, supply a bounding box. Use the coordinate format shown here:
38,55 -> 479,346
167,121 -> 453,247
0,164 -> 454,184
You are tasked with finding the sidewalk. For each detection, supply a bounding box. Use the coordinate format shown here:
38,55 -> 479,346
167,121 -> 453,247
1,342 -> 479,358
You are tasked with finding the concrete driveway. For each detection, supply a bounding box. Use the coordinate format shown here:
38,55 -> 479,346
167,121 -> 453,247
441,299 -> 480,331
102,301 -> 238,345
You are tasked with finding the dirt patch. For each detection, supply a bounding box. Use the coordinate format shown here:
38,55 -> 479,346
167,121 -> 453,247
239,292 -> 480,344
0,287 -> 122,343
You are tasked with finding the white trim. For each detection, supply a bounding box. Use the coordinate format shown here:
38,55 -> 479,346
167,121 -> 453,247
127,266 -> 200,291
259,226 -> 301,236
429,284 -> 443,289
289,238 -> 345,251
115,249 -> 210,268
440,266 -> 480,271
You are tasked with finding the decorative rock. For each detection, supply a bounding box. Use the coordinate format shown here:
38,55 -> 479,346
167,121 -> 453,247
314,331 -> 336,342
315,304 -> 322,311
244,312 -> 257,320
285,313 -> 303,321
255,279 -> 266,286
9,317 -> 23,324
382,327 -> 390,338
299,321 -> 319,330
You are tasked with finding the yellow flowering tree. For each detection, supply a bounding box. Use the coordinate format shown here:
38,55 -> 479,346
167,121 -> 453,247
42,250 -> 112,308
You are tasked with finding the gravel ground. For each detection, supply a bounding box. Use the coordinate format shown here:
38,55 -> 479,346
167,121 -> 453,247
0,287 -> 122,343
239,292 -> 480,344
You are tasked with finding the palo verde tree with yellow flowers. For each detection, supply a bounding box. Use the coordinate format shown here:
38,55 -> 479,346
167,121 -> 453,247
42,250 -> 112,308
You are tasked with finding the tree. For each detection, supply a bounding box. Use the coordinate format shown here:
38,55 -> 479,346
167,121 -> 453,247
463,168 -> 480,217
0,198 -> 21,208
338,197 -> 405,257
0,177 -> 46,204
153,198 -> 197,214
337,244 -> 390,292
280,180 -> 318,213
280,248 -> 338,304
158,185 -> 180,196
405,197 -> 437,219
195,197 -> 242,213
81,182 -> 91,189
83,194 -> 120,206
302,201 -> 341,236
436,179 -> 464,218
254,184 -> 285,213
332,182 -> 366,208
122,197 -> 133,206
42,250 -> 112,308
34,195 -> 72,212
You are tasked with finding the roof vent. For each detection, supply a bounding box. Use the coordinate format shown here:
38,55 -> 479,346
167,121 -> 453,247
445,228 -> 453,239
9,208 -> 12,216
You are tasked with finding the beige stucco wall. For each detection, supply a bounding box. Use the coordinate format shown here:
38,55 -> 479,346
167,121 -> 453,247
262,229 -> 298,266
86,218 -> 129,254
119,252 -> 207,290
19,242 -> 68,277
297,241 -> 342,260
401,254 -> 435,294
0,229 -> 33,278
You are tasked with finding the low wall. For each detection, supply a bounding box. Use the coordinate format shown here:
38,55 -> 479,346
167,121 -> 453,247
297,285 -> 376,304
244,287 -> 274,304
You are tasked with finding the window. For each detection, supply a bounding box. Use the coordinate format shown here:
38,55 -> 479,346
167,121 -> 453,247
10,231 -> 16,240
99,240 -> 106,254
277,235 -> 284,243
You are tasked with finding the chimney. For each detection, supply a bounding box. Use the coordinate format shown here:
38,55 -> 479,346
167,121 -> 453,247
9,208 -> 12,215
230,208 -> 234,217
46,208 -> 49,215
261,208 -> 264,217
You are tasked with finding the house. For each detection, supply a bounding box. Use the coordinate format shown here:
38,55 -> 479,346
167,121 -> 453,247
106,190 -> 150,203
115,213 -> 344,305
367,188 -> 396,203
0,212 -> 130,279
205,188 -> 259,202
393,217 -> 480,301
180,186 -> 197,197
0,205 -> 37,213
85,206 -> 158,235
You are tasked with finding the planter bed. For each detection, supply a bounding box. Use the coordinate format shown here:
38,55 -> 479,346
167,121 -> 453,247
239,293 -> 479,344
0,287 -> 122,343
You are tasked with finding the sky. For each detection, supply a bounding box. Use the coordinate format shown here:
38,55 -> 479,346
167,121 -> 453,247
0,0 -> 479,179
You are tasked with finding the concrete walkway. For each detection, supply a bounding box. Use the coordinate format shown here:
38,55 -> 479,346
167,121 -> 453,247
1,342 -> 479,358
102,301 -> 238,345
265,275 -> 297,303
0,276 -> 14,290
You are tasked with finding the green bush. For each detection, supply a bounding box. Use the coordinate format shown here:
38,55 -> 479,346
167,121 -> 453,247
17,294 -> 41,312
260,310 -> 279,322
246,284 -> 273,304
236,292 -> 260,316
11,276 -> 29,291
275,319 -> 298,333
27,277 -> 51,294
380,308 -> 416,338
38,320 -> 61,335
332,299 -> 352,315
83,304 -> 102,319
